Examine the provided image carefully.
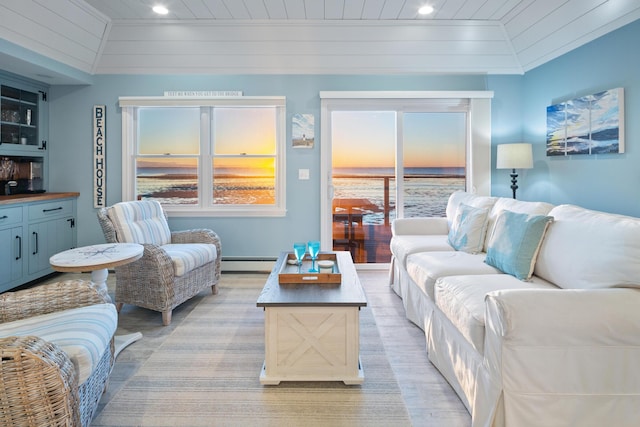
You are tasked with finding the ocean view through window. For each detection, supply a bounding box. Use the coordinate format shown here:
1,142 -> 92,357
328,105 -> 468,263
332,167 -> 465,222
120,96 -> 286,217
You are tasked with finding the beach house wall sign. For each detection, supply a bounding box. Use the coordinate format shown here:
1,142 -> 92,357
94,105 -> 106,208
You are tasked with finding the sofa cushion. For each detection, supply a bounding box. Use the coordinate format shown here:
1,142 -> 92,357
445,191 -> 497,228
390,235 -> 454,269
448,203 -> 490,254
107,200 -> 172,245
0,304 -> 117,384
483,198 -> 555,252
162,243 -> 218,276
535,204 -> 640,289
485,210 -> 554,280
434,274 -> 558,354
406,251 -> 502,299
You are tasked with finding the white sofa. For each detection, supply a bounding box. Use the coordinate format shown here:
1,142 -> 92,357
389,191 -> 640,427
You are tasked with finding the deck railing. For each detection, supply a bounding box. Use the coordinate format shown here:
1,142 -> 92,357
332,173 -> 464,263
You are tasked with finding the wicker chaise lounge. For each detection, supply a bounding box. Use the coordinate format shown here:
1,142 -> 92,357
0,280 -> 115,427
97,200 -> 222,325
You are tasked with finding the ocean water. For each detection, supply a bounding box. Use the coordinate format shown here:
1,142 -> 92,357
136,167 -> 275,204
333,177 -> 464,224
136,167 -> 465,219
333,167 -> 465,224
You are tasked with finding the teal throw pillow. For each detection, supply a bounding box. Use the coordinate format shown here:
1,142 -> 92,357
485,210 -> 554,280
447,203 -> 490,254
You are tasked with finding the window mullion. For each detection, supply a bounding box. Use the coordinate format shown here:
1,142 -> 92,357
200,107 -> 212,208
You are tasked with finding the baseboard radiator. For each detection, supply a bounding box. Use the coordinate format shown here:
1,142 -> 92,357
221,257 -> 278,273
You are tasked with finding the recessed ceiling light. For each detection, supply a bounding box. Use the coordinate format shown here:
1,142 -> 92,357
418,5 -> 434,15
152,5 -> 169,15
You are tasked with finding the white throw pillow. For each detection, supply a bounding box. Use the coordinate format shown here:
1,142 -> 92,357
535,204 -> 640,289
447,203 -> 490,254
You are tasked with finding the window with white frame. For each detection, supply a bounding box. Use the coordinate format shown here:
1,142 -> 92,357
119,96 -> 286,217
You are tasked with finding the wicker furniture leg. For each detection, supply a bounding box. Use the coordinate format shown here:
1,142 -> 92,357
162,310 -> 172,326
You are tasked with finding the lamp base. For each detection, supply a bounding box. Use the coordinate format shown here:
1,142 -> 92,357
510,169 -> 518,199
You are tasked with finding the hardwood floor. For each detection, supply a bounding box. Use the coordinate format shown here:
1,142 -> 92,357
359,270 -> 471,426
39,269 -> 471,426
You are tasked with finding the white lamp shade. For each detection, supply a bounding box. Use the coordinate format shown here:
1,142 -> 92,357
496,143 -> 533,169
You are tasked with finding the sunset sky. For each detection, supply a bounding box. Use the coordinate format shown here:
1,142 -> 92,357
139,107 -> 200,156
137,107 -> 466,171
138,107 -> 276,170
332,111 -> 466,169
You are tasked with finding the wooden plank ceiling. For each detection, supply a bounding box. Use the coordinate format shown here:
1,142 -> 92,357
0,0 -> 639,84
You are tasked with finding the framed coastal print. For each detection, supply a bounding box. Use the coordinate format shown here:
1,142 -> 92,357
546,87 -> 624,156
292,113 -> 314,148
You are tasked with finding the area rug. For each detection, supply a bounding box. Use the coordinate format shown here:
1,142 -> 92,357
92,280 -> 412,426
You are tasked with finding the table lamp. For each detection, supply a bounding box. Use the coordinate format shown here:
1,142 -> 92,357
496,143 -> 533,199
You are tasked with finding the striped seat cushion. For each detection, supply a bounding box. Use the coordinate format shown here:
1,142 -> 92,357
0,304 -> 117,384
107,200 -> 171,245
162,243 -> 218,277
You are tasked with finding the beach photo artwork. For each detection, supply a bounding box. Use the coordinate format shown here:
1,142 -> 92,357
546,87 -> 624,156
292,113 -> 314,148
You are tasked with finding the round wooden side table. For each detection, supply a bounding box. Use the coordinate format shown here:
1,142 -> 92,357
49,243 -> 144,357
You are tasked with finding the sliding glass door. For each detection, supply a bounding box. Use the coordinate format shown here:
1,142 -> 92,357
401,112 -> 467,218
331,111 -> 397,263
325,105 -> 467,264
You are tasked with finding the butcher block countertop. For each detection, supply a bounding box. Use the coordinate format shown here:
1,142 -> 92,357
0,192 -> 80,206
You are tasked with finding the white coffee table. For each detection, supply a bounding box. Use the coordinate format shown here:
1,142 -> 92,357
256,251 -> 367,385
49,243 -> 144,358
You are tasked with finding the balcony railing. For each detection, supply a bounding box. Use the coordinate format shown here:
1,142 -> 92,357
332,173 -> 464,263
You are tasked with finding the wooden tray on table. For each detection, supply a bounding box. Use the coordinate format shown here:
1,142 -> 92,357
278,252 -> 342,284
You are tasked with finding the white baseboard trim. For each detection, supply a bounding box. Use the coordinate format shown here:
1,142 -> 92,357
220,257 -> 389,273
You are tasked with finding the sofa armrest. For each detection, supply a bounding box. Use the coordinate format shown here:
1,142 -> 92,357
391,217 -> 449,236
485,288 -> 640,346
0,280 -> 110,324
481,288 -> 640,425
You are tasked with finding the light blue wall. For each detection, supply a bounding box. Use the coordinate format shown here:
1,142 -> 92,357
48,74 -> 493,256
44,18 -> 640,257
486,74 -> 525,197
506,19 -> 640,216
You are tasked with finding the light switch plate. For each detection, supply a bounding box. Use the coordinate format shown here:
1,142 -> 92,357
298,169 -> 310,180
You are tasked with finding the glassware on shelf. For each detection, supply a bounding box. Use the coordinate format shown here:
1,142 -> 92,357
308,240 -> 320,272
293,242 -> 306,273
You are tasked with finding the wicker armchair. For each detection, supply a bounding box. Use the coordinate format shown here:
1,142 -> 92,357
0,280 -> 114,427
97,200 -> 221,326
